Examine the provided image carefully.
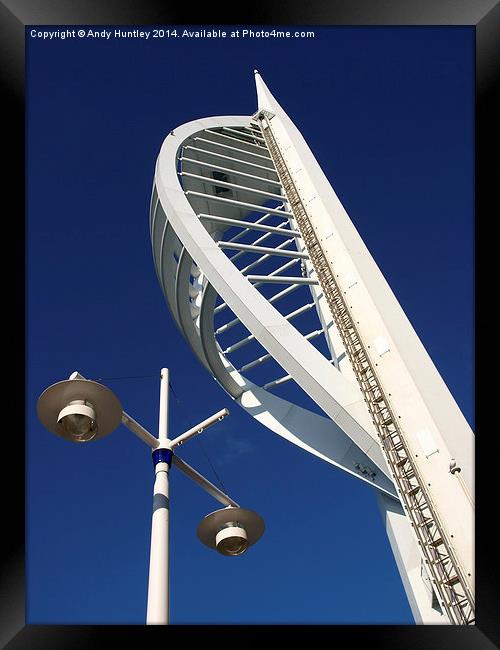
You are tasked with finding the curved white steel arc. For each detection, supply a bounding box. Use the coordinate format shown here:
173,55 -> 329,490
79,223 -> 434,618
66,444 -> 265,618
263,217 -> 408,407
199,283 -> 245,399
154,214 -> 396,497
148,91 -> 463,621
152,115 -> 395,494
200,287 -> 397,498
174,247 -> 211,372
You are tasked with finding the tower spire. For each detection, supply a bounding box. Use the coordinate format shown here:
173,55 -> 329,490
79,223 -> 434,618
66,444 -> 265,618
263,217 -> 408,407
253,70 -> 282,114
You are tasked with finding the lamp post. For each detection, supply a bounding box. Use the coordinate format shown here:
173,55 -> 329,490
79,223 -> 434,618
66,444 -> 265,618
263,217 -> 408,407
147,367 -> 171,625
37,367 -> 264,625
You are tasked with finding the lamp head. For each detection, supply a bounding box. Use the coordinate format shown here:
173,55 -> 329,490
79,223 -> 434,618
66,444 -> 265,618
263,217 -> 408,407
37,378 -> 122,443
197,506 -> 264,556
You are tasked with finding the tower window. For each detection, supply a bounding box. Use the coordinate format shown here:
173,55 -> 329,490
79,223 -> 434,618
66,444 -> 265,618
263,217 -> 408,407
212,171 -> 231,195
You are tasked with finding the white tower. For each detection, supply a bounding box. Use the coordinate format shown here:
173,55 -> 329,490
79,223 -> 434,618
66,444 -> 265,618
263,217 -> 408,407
150,71 -> 474,624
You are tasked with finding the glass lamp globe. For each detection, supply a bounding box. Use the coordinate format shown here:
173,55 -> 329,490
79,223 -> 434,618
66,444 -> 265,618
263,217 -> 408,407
215,522 -> 249,556
57,400 -> 97,442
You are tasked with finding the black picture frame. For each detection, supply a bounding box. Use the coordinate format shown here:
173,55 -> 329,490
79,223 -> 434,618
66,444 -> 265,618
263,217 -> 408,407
3,1 -> 498,647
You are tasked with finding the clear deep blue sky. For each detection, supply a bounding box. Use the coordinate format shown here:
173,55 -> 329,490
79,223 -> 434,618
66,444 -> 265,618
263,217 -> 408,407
27,26 -> 474,625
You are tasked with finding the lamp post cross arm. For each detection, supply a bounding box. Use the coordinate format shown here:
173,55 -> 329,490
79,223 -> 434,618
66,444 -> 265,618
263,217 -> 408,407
172,455 -> 239,508
165,408 -> 230,450
69,371 -> 161,449
68,371 -> 237,507
69,371 -> 230,453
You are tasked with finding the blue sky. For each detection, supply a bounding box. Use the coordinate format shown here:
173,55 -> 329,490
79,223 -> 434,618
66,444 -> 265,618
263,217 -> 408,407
27,26 -> 474,625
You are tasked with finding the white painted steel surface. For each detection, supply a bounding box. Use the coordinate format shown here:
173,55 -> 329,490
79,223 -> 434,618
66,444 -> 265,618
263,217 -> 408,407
146,368 -> 171,625
153,116 -> 395,492
146,463 -> 170,625
158,367 -> 169,445
167,408 -> 229,450
150,73 -> 474,624
254,73 -> 473,623
171,455 -> 239,508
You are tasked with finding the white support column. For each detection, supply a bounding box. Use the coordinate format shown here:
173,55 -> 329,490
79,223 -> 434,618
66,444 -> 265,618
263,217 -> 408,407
146,368 -> 171,625
158,367 -> 169,445
146,463 -> 170,625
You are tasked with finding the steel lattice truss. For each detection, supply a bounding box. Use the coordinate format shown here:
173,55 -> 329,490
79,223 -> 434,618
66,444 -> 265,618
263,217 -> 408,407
150,74 -> 474,624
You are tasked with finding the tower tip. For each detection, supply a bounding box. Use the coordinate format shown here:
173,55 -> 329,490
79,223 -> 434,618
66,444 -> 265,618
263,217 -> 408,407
254,69 -> 281,115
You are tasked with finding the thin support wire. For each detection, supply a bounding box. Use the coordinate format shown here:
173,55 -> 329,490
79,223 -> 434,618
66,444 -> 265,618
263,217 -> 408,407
169,378 -> 229,494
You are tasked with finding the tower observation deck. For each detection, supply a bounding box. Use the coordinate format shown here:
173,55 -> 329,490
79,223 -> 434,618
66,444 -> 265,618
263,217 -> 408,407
150,71 -> 474,624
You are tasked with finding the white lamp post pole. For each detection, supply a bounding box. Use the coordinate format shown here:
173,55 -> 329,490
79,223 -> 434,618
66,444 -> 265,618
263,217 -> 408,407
36,368 -> 264,625
146,368 -> 171,625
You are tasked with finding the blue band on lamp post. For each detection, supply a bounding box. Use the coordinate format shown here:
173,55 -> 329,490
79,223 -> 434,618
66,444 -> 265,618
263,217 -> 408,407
152,448 -> 173,467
